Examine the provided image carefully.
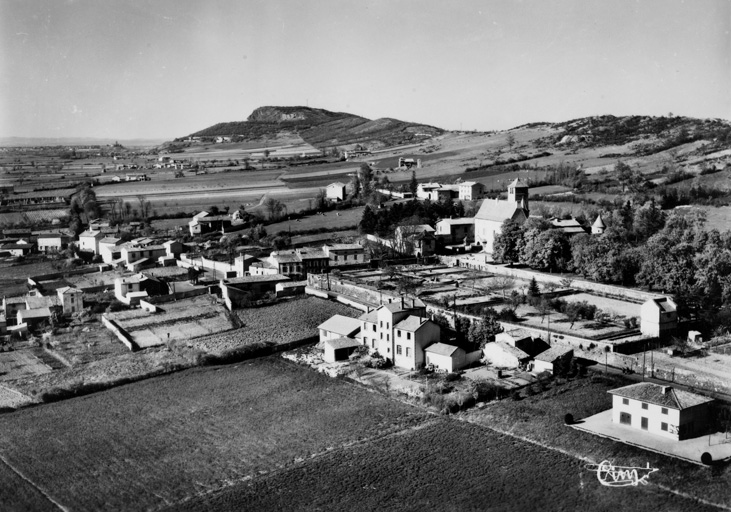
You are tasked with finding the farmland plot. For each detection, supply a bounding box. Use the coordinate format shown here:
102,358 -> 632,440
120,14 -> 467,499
0,357 -> 429,511
171,419 -> 717,512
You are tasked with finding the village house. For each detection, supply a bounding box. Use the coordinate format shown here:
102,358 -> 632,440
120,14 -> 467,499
322,243 -> 367,267
36,231 -> 72,253
416,182 -> 442,200
56,287 -> 83,316
429,185 -> 459,202
78,230 -> 105,255
114,275 -> 149,305
99,237 -> 123,263
357,301 -> 440,370
394,224 -> 437,258
640,297 -> 677,338
188,211 -> 233,236
249,248 -> 329,279
318,314 -> 362,343
322,337 -> 362,363
435,218 -> 475,246
474,179 -> 530,253
234,253 -> 259,277
326,182 -> 347,202
0,240 -> 34,257
17,307 -> 53,330
608,382 -> 714,441
458,181 -> 483,201
2,296 -> 26,326
120,243 -> 167,271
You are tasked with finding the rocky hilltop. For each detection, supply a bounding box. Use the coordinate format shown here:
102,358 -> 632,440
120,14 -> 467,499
183,106 -> 443,149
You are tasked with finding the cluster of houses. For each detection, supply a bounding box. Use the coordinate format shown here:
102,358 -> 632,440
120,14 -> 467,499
1,286 -> 83,337
0,228 -> 75,257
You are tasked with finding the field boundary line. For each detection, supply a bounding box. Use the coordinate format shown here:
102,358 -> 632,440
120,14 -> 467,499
157,417 -> 443,512
459,416 -> 731,512
0,453 -> 69,512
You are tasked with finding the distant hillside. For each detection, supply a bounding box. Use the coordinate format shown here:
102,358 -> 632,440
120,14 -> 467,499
544,115 -> 731,154
181,106 -> 444,149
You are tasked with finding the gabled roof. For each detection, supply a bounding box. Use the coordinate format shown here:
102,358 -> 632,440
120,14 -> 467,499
645,297 -> 676,312
57,286 -> 82,295
18,307 -> 51,320
327,182 -> 346,188
394,315 -> 431,332
437,218 -> 475,226
359,309 -> 379,323
318,315 -> 362,336
609,382 -> 714,410
508,178 -> 529,188
99,237 -> 122,245
535,345 -> 573,362
425,342 -> 461,356
79,230 -> 102,238
474,198 -> 528,223
485,340 -> 531,360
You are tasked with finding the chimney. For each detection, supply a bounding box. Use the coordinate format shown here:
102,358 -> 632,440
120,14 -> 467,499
662,386 -> 671,394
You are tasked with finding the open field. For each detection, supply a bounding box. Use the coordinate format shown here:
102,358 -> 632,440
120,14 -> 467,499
0,357 -> 430,511
194,297 -> 360,353
173,404 -> 718,512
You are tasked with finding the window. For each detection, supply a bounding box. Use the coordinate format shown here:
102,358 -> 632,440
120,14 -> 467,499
407,332 -> 411,340
372,325 -> 376,332
622,398 -> 629,406
661,422 -> 668,431
387,348 -> 390,353
641,417 -> 648,430
406,347 -> 410,357
387,334 -> 390,341
396,345 -> 402,355
661,408 -> 668,415
372,340 -> 376,348
387,322 -> 390,329
619,412 -> 631,425
641,403 -> 648,410
397,330 -> 401,337
363,337 -> 367,344
380,321 -> 382,328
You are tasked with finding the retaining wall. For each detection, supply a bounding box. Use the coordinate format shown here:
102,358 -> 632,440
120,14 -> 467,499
101,315 -> 137,351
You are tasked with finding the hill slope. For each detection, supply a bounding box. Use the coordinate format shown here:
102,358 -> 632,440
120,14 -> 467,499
182,106 -> 443,149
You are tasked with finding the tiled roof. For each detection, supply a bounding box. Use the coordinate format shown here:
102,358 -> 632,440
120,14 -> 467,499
609,382 -> 714,410
394,315 -> 429,332
535,345 -> 573,362
487,340 -> 531,360
475,198 -> 527,222
324,337 -> 361,349
359,310 -> 379,323
318,315 -> 362,336
508,178 -> 529,188
424,342 -> 460,357
18,307 -> 51,320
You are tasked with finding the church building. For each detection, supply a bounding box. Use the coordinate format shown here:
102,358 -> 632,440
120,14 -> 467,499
474,179 -> 530,253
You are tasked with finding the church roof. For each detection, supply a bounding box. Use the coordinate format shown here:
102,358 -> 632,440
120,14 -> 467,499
475,198 -> 528,223
508,178 -> 529,188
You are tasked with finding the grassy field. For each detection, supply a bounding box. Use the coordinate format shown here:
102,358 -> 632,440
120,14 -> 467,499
0,357 -> 429,511
171,414 -> 716,512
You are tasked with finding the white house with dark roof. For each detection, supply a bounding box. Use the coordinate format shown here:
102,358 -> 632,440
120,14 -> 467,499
36,231 -> 72,253
425,342 -> 473,372
323,337 -> 362,363
435,217 -> 475,245
459,181 -> 483,201
530,345 -> 573,375
323,243 -> 367,266
318,314 -> 362,343
640,297 -> 677,338
474,179 -> 530,253
609,382 -> 714,440
99,237 -> 123,263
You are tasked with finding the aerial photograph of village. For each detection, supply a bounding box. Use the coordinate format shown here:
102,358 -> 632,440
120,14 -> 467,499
1,0 -> 730,510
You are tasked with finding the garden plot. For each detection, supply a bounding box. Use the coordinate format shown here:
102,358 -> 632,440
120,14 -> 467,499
0,351 -> 52,380
105,295 -> 235,349
562,292 -> 641,318
193,297 -> 361,354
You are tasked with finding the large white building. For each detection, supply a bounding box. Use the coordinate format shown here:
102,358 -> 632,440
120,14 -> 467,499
474,179 -> 530,253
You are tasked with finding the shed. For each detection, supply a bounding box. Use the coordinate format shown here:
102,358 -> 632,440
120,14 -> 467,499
482,341 -> 530,369
424,342 -> 467,373
318,314 -> 362,343
323,337 -> 361,363
531,345 -> 573,375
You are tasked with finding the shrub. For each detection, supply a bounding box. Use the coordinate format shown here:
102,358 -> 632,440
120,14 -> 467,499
701,452 -> 713,465
444,372 -> 461,382
564,413 -> 574,425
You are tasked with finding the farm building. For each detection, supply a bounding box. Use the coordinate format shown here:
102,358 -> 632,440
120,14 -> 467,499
188,212 -> 233,236
429,185 -> 459,202
482,341 -> 531,369
323,337 -> 362,363
416,183 -> 442,200
326,182 -> 347,202
250,248 -> 329,280
394,224 -> 436,258
530,345 -> 573,375
318,314 -> 362,343
424,343 -> 479,372
0,241 -> 34,256
608,382 -> 714,441
275,280 -> 307,297
219,274 -> 290,309
474,179 -> 530,253
17,307 -> 52,329
640,297 -> 677,338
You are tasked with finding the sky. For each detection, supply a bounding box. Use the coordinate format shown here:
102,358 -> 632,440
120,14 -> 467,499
1,0 -> 729,140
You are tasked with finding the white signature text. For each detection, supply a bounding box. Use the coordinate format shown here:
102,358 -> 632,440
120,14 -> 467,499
585,460 -> 659,487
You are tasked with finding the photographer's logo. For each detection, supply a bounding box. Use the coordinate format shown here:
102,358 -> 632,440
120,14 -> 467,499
585,460 -> 658,487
